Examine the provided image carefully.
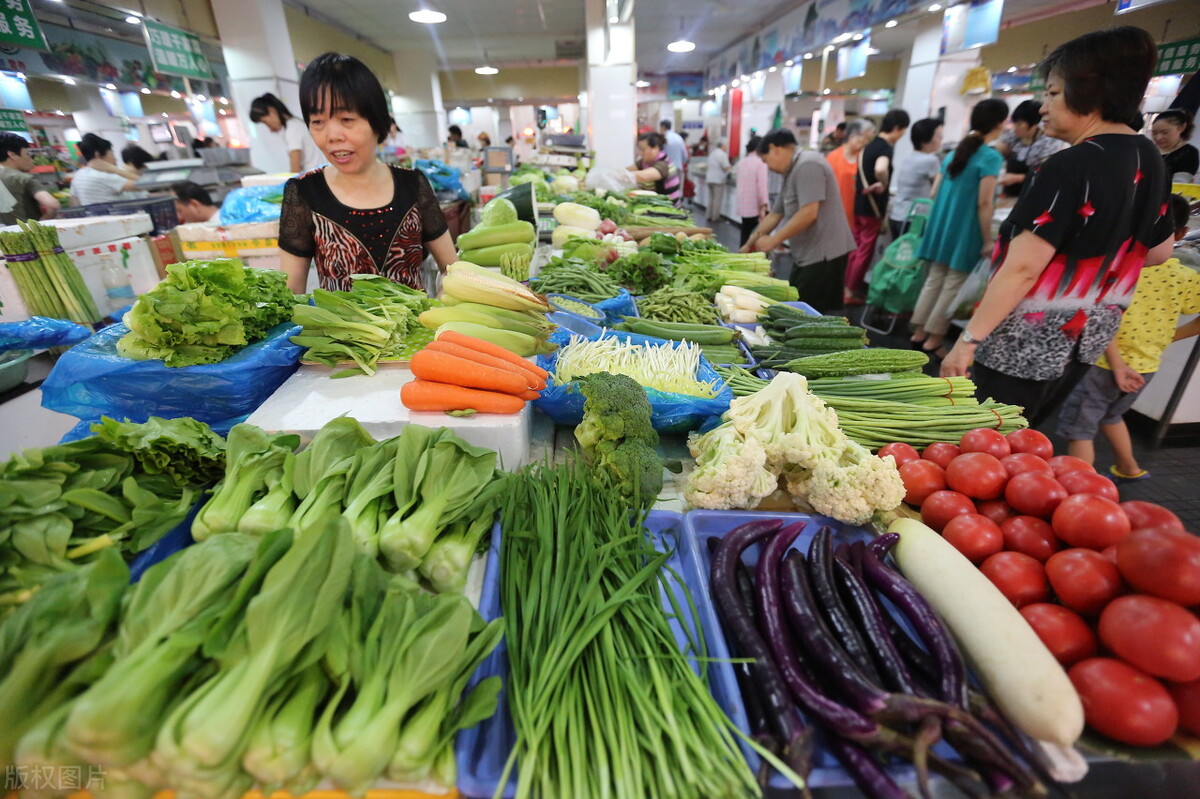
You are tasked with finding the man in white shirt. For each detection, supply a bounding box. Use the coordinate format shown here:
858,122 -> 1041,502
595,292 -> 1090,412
172,181 -> 222,226
705,140 -> 732,223
659,120 -> 688,177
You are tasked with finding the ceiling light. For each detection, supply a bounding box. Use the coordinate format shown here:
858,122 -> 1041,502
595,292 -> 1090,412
197,94 -> 207,102
885,19 -> 898,28
740,74 -> 749,82
824,45 -> 835,53
852,33 -> 864,41
517,96 -> 523,101
667,39 -> 696,53
219,97 -> 229,104
219,109 -> 227,115
475,65 -> 499,75
63,77 -> 75,85
125,15 -> 140,24
833,33 -> 853,44
768,66 -> 777,72
609,15 -> 619,23
487,97 -> 493,102
170,90 -> 181,98
929,3 -> 942,10
408,9 -> 446,24
1007,66 -> 1017,73
823,88 -> 831,95
15,72 -> 24,80
754,71 -> 763,79
867,48 -> 881,55
104,83 -> 116,90
785,60 -> 794,67
161,112 -> 168,118
803,53 -> 813,60
731,79 -> 740,87
1003,86 -> 1012,91
634,80 -> 650,88
55,109 -> 64,115
140,87 -> 150,94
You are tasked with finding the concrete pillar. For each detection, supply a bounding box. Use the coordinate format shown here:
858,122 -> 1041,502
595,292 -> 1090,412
210,0 -> 300,174
392,48 -> 446,151
893,14 -> 964,168
67,85 -> 129,157
585,0 -> 636,173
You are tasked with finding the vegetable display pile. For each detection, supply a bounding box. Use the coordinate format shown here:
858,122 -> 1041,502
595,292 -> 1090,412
573,372 -> 663,510
0,220 -> 101,324
707,519 -> 1053,798
403,330 -> 548,416
117,258 -> 296,366
616,317 -> 749,365
686,373 -> 905,525
457,197 -> 536,269
0,516 -> 502,798
779,348 -> 929,379
890,428 -> 1200,748
552,333 -> 722,398
548,295 -> 600,318
714,286 -> 798,324
193,416 -> 502,593
438,261 -> 556,357
529,258 -> 623,303
497,459 -> 766,799
637,286 -> 722,325
602,249 -> 671,295
0,416 -> 224,611
292,274 -> 432,377
752,314 -> 867,366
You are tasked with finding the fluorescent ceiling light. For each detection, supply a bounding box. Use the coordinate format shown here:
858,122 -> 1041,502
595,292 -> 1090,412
125,15 -> 140,24
104,83 -> 116,90
833,33 -> 853,43
667,39 -> 696,53
170,90 -> 181,98
885,19 -> 898,28
768,66 -> 777,72
140,87 -> 150,94
63,77 -> 75,85
803,52 -> 813,59
196,94 -> 207,102
475,65 -> 499,75
785,60 -> 794,66
218,97 -> 229,104
731,79 -> 740,87
929,3 -> 942,10
867,48 -> 881,55
852,33 -> 864,41
823,88 -> 831,94
1007,66 -> 1017,73
609,16 -> 619,23
409,9 -> 447,24
634,80 -> 650,88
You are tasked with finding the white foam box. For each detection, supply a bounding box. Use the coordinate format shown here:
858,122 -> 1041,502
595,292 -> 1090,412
0,214 -> 154,250
246,363 -> 532,470
177,222 -> 281,271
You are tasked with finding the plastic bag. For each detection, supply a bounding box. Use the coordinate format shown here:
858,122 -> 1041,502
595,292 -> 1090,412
591,288 -> 637,325
585,166 -> 637,193
533,328 -> 733,433
43,321 -> 303,441
0,317 -> 93,352
219,184 -> 286,224
866,233 -> 928,315
949,257 -> 995,321
414,159 -> 468,200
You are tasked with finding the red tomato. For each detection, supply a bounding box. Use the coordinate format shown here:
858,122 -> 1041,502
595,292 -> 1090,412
1116,526 -> 1200,608
1101,545 -> 1119,564
945,452 -> 1007,500
959,428 -> 1012,459
1099,595 -> 1200,682
1166,679 -> 1200,737
1069,658 -> 1178,746
1000,452 -> 1054,479
920,489 -> 977,533
1045,549 -> 1125,615
980,551 -> 1050,607
878,442 -> 921,467
1121,501 -> 1184,532
976,499 -> 1015,526
1004,471 -> 1068,519
1047,455 -> 1096,477
1052,494 -> 1131,549
942,514 -> 1005,564
1006,428 -> 1054,460
1057,470 -> 1120,502
899,460 -> 947,506
1000,515 -> 1060,562
922,442 -> 960,470
1020,603 -> 1098,667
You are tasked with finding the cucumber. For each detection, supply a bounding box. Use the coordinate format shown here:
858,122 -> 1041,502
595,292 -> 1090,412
783,324 -> 866,340
784,338 -> 863,353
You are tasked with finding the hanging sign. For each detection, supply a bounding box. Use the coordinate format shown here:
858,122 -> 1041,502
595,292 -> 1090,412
836,37 -> 870,82
142,19 -> 213,81
0,0 -> 47,51
0,107 -> 28,134
1154,38 -> 1200,78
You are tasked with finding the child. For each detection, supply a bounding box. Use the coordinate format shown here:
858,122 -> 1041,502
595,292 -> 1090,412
1058,194 -> 1200,479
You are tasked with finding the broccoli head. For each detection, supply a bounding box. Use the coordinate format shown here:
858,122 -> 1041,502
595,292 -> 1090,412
574,372 -> 662,509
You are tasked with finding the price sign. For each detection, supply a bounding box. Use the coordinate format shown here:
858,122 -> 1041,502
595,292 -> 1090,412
0,0 -> 47,51
142,19 -> 213,80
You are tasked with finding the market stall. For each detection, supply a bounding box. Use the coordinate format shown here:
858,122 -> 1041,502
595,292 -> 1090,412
2,183 -> 1200,799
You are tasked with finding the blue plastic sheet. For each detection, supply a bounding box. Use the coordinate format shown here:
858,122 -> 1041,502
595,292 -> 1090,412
0,317 -> 93,352
533,328 -> 732,433
219,183 -> 286,224
413,159 -> 468,200
44,322 -> 303,441
591,288 -> 637,326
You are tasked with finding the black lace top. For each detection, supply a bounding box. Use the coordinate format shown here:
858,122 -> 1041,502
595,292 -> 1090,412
278,166 -> 449,290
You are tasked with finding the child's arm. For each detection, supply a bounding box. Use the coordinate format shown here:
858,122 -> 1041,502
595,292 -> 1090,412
1105,339 -> 1146,393
1172,318 -> 1200,343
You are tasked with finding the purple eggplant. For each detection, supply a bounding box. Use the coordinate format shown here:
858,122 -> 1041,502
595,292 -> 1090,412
825,736 -> 909,799
809,527 -> 883,686
831,550 -> 920,696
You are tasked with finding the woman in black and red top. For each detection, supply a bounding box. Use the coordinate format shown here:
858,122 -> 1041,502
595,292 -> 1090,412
279,53 -> 455,294
941,27 -> 1175,426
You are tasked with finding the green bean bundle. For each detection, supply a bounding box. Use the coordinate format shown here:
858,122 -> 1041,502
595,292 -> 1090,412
529,259 -> 621,302
636,286 -> 721,325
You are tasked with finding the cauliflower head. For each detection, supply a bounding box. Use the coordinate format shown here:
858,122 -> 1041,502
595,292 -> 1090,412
802,445 -> 906,525
685,422 -> 778,510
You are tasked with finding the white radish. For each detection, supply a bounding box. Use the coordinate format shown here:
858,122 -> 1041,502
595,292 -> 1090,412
887,517 -> 1086,753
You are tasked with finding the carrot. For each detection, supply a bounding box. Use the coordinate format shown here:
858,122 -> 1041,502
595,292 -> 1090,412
516,389 -> 540,401
410,349 -> 528,395
401,379 -> 525,414
437,329 -> 550,381
426,340 -> 546,390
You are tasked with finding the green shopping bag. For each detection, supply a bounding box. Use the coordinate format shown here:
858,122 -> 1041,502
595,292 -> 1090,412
866,230 -> 927,315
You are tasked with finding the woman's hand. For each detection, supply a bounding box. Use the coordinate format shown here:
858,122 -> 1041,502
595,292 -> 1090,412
940,341 -> 975,378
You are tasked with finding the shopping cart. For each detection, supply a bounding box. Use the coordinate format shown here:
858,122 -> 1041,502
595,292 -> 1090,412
861,198 -> 932,336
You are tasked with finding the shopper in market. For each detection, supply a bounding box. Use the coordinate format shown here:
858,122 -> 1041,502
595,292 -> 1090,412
909,98 -> 1008,358
1151,108 -> 1198,182
659,119 -> 689,180
0,132 -> 59,224
740,128 -> 855,313
628,132 -> 682,203
995,100 -> 1068,198
447,125 -> 468,148
249,93 -> 324,174
888,117 -> 943,239
172,181 -> 221,226
704,138 -> 731,224
845,108 -> 910,305
941,26 -> 1175,427
820,121 -> 847,154
70,133 -> 142,207
825,118 -> 876,229
277,52 -> 455,294
735,135 -> 769,247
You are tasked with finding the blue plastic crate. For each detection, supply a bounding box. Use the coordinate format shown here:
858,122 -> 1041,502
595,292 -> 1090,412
457,510 -> 733,798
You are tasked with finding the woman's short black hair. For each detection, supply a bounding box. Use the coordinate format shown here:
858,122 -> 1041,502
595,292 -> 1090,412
79,133 -> 112,161
1169,194 -> 1190,233
1010,100 -> 1043,128
448,124 -> 463,138
637,131 -> 665,149
757,128 -> 797,154
0,132 -> 29,161
249,93 -> 293,124
299,53 -> 391,144
880,108 -> 911,133
1039,26 -> 1156,125
909,118 -> 942,150
172,181 -> 215,206
121,144 -> 154,170
745,135 -> 762,154
1155,109 -> 1196,141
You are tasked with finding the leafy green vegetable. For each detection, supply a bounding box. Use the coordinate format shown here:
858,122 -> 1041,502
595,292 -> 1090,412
479,197 -> 518,226
91,416 -> 226,486
603,250 -> 671,294
191,425 -> 300,541
573,372 -> 662,510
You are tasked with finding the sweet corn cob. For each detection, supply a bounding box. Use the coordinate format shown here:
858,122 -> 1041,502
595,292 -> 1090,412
442,262 -> 551,313
434,321 -> 555,357
418,304 -> 547,338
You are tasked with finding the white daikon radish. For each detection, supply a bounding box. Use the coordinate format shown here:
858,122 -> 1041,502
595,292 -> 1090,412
887,517 -> 1086,752
552,202 -> 602,231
